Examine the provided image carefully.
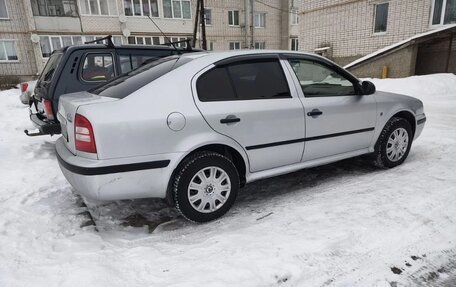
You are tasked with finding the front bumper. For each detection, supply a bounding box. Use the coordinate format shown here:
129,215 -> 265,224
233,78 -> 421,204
25,112 -> 61,136
414,114 -> 426,140
55,137 -> 180,201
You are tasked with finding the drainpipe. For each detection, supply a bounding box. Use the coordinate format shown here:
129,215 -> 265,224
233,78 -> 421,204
244,0 -> 248,48
250,0 -> 254,49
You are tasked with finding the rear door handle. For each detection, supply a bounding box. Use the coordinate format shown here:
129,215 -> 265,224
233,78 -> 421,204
220,115 -> 241,124
307,109 -> 323,117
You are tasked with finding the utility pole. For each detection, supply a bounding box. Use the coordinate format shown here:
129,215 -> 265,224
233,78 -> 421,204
192,0 -> 207,50
192,0 -> 200,48
200,0 -> 207,50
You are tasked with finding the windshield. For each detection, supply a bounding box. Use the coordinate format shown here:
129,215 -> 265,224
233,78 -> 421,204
39,53 -> 63,82
91,55 -> 191,99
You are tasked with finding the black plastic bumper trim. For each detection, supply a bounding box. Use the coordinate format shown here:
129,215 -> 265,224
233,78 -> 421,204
417,117 -> 427,125
29,113 -> 61,135
246,127 -> 375,150
56,153 -> 170,176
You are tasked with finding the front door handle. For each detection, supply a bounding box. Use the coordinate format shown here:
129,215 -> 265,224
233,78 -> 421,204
220,115 -> 241,124
307,109 -> 323,117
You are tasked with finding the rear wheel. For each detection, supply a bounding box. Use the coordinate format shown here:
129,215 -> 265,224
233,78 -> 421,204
173,151 -> 239,222
374,117 -> 413,168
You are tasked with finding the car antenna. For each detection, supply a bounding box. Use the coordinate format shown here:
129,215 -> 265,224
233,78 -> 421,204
147,16 -> 180,53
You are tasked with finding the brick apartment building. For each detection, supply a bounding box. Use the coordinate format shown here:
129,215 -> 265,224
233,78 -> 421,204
0,0 -> 455,84
0,0 -> 300,84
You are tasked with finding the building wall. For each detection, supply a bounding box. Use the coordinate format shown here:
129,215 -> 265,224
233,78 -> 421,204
299,0 -> 433,64
0,0 -> 38,84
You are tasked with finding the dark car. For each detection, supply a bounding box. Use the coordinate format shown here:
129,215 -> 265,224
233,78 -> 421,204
25,36 -> 197,136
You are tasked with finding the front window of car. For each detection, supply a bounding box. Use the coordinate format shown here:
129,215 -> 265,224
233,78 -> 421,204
288,58 -> 356,97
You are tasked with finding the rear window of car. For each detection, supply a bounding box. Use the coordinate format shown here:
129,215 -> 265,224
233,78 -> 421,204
92,55 -> 191,99
39,52 -> 63,82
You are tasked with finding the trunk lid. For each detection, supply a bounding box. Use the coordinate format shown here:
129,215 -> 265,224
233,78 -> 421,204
57,91 -> 117,156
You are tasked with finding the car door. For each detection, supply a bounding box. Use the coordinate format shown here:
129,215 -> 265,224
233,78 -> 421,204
284,56 -> 377,162
193,55 -> 305,173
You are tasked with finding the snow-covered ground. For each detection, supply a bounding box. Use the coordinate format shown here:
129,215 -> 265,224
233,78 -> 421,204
1,74 -> 456,287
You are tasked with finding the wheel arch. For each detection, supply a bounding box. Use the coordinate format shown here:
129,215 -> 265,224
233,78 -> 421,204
165,142 -> 248,205
390,110 -> 416,137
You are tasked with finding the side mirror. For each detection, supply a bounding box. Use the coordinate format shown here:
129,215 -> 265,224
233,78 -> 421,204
361,81 -> 376,95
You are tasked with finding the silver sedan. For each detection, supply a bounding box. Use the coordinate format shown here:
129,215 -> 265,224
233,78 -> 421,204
55,50 -> 426,222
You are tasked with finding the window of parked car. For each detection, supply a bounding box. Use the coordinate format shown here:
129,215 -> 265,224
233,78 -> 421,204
92,55 -> 193,99
288,58 -> 356,97
39,52 -> 63,82
197,59 -> 291,102
81,53 -> 115,82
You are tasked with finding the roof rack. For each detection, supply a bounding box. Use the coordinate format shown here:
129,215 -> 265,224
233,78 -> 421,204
84,35 -> 115,48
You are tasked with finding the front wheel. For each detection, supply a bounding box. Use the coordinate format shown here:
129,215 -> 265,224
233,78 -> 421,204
374,117 -> 413,168
173,151 -> 240,222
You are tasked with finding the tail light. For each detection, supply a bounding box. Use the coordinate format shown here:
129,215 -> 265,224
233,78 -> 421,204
75,114 -> 97,153
20,82 -> 28,93
43,99 -> 55,121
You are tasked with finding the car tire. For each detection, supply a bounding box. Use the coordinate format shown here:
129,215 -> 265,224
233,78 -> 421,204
173,151 -> 240,223
374,117 -> 413,168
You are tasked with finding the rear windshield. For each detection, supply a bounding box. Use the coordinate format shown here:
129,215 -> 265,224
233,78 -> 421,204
39,53 -> 63,82
92,55 -> 191,99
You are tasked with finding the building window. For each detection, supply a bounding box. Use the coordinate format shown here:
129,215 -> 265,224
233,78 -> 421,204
228,10 -> 239,26
432,0 -> 456,25
374,2 -> 389,33
291,9 -> 299,25
167,37 -> 187,48
39,35 -> 121,57
254,13 -> 265,28
204,8 -> 211,25
123,0 -> 158,17
128,36 -> 161,45
79,0 -> 117,15
254,41 -> 265,49
31,0 -> 78,17
290,38 -> 298,51
0,41 -> 18,61
163,0 -> 191,19
0,0 -> 8,18
209,41 -> 214,50
229,42 -> 241,50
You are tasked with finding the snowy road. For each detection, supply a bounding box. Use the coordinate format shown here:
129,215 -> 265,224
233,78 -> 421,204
1,74 -> 455,287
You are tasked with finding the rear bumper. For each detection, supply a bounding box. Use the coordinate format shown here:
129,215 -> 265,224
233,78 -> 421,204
26,112 -> 61,136
55,137 -> 180,201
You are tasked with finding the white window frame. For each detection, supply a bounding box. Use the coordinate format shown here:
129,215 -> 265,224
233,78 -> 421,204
39,35 -> 122,58
254,13 -> 266,28
0,0 -> 9,19
163,0 -> 191,19
290,38 -> 298,51
373,2 -> 389,35
254,41 -> 265,49
430,0 -> 456,27
229,41 -> 241,50
79,0 -> 118,16
204,8 -> 212,25
123,0 -> 159,17
128,35 -> 161,45
0,40 -> 18,62
228,10 -> 240,26
291,8 -> 299,25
